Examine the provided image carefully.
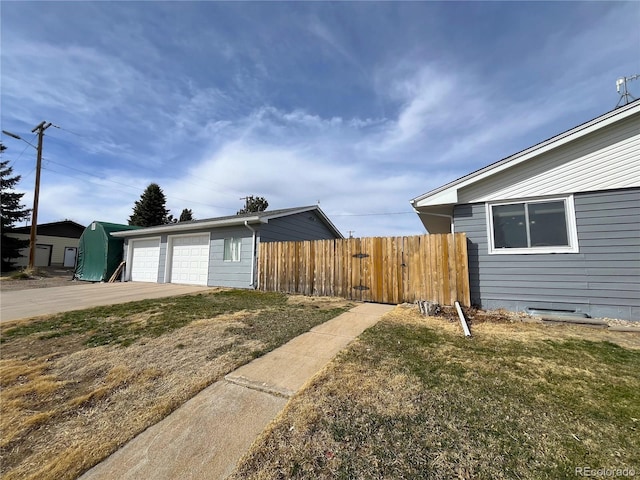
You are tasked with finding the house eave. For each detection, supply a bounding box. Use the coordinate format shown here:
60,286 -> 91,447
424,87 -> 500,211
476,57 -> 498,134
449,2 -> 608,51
410,100 -> 640,208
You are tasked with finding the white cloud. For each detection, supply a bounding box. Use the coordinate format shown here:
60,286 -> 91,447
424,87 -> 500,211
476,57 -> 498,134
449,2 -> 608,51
4,2 -> 638,239
3,43 -> 141,115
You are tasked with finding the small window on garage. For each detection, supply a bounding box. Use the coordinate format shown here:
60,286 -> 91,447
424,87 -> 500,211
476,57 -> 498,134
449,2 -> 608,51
224,237 -> 242,262
487,196 -> 579,254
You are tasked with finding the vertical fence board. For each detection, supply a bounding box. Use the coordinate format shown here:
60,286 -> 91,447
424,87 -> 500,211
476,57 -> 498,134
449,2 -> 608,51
350,238 -> 361,301
447,235 -> 458,306
429,235 -> 439,304
431,236 -> 439,304
360,237 -> 370,303
373,237 -> 384,302
334,239 -> 343,298
456,233 -> 471,306
381,237 -> 390,304
395,236 -> 402,304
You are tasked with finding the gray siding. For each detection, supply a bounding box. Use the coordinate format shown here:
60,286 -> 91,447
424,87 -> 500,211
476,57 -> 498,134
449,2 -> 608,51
454,188 -> 640,321
260,211 -> 338,242
208,226 -> 255,288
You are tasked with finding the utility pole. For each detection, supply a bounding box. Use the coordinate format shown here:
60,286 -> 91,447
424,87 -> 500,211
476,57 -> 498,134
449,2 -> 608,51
28,121 -> 52,270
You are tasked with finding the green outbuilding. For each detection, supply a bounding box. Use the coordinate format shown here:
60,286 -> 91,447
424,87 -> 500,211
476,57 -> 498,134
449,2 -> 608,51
74,221 -> 140,282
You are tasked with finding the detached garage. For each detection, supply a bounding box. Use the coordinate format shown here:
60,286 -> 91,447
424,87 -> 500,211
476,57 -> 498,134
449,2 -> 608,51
111,206 -> 342,288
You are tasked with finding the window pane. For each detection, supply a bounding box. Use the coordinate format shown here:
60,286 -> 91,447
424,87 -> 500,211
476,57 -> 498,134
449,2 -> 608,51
224,238 -> 241,262
528,201 -> 568,247
224,238 -> 232,261
231,238 -> 241,261
492,204 -> 527,248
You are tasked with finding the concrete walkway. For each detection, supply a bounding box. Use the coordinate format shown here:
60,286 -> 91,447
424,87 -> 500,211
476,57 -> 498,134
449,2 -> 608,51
0,282 -> 211,323
80,303 -> 394,480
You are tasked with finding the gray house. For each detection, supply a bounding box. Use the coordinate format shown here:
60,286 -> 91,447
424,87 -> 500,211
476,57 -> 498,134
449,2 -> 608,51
111,206 -> 342,288
411,100 -> 639,321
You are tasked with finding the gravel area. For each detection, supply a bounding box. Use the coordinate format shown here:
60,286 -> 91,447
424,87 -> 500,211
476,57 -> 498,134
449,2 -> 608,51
0,267 -> 86,292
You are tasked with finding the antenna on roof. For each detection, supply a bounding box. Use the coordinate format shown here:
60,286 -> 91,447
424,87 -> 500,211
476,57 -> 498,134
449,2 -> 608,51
616,74 -> 639,107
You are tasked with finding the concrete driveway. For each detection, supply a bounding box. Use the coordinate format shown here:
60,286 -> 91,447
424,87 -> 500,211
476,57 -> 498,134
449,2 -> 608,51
0,282 -> 212,323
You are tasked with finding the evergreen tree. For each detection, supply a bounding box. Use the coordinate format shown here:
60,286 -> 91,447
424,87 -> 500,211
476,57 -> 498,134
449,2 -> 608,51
237,196 -> 268,215
128,183 -> 170,227
1,144 -> 32,271
179,208 -> 194,222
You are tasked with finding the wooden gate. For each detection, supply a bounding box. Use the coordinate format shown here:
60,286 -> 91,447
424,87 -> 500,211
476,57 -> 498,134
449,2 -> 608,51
258,233 -> 470,306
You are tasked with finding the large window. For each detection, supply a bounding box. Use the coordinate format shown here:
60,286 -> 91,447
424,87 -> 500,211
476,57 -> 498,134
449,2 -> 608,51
487,196 -> 578,254
223,237 -> 242,262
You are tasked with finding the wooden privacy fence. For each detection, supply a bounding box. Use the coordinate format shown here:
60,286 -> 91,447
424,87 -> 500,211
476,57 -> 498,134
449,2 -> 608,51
258,233 -> 470,306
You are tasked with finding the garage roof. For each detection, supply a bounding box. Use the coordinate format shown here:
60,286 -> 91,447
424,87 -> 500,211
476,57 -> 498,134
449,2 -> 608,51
8,220 -> 85,239
110,205 -> 342,238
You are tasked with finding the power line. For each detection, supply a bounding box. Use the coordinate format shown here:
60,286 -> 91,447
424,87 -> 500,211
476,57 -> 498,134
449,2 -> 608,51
42,159 -> 237,211
51,125 -> 85,137
44,159 -> 144,192
44,131 -> 236,194
330,211 -> 414,217
2,132 -> 38,168
20,165 -> 38,182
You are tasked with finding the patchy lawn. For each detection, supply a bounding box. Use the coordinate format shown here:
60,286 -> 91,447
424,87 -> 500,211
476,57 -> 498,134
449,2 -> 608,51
231,305 -> 640,480
0,290 -> 352,480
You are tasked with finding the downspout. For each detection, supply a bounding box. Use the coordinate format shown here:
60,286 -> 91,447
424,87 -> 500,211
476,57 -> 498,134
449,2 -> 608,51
244,221 -> 257,289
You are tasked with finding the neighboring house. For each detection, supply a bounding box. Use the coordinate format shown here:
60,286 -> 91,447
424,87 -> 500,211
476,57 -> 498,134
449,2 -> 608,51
410,100 -> 640,321
110,206 -> 342,288
6,220 -> 85,268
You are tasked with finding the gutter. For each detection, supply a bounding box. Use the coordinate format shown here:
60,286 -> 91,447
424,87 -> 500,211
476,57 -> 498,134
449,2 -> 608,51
244,221 -> 257,289
111,216 -> 262,237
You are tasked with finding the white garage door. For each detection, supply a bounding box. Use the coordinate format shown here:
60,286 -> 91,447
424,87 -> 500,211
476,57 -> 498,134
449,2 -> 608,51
169,234 -> 210,285
129,239 -> 160,282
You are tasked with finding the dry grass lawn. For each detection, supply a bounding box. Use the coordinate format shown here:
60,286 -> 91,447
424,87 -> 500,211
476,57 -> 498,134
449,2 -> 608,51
231,305 -> 640,480
0,290 -> 352,480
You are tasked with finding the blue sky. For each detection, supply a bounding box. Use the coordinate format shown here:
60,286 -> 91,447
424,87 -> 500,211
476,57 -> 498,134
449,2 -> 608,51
2,1 -> 639,236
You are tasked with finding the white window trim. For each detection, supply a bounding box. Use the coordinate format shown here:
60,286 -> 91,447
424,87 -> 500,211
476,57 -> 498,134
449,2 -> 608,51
486,195 -> 579,255
224,237 -> 242,262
